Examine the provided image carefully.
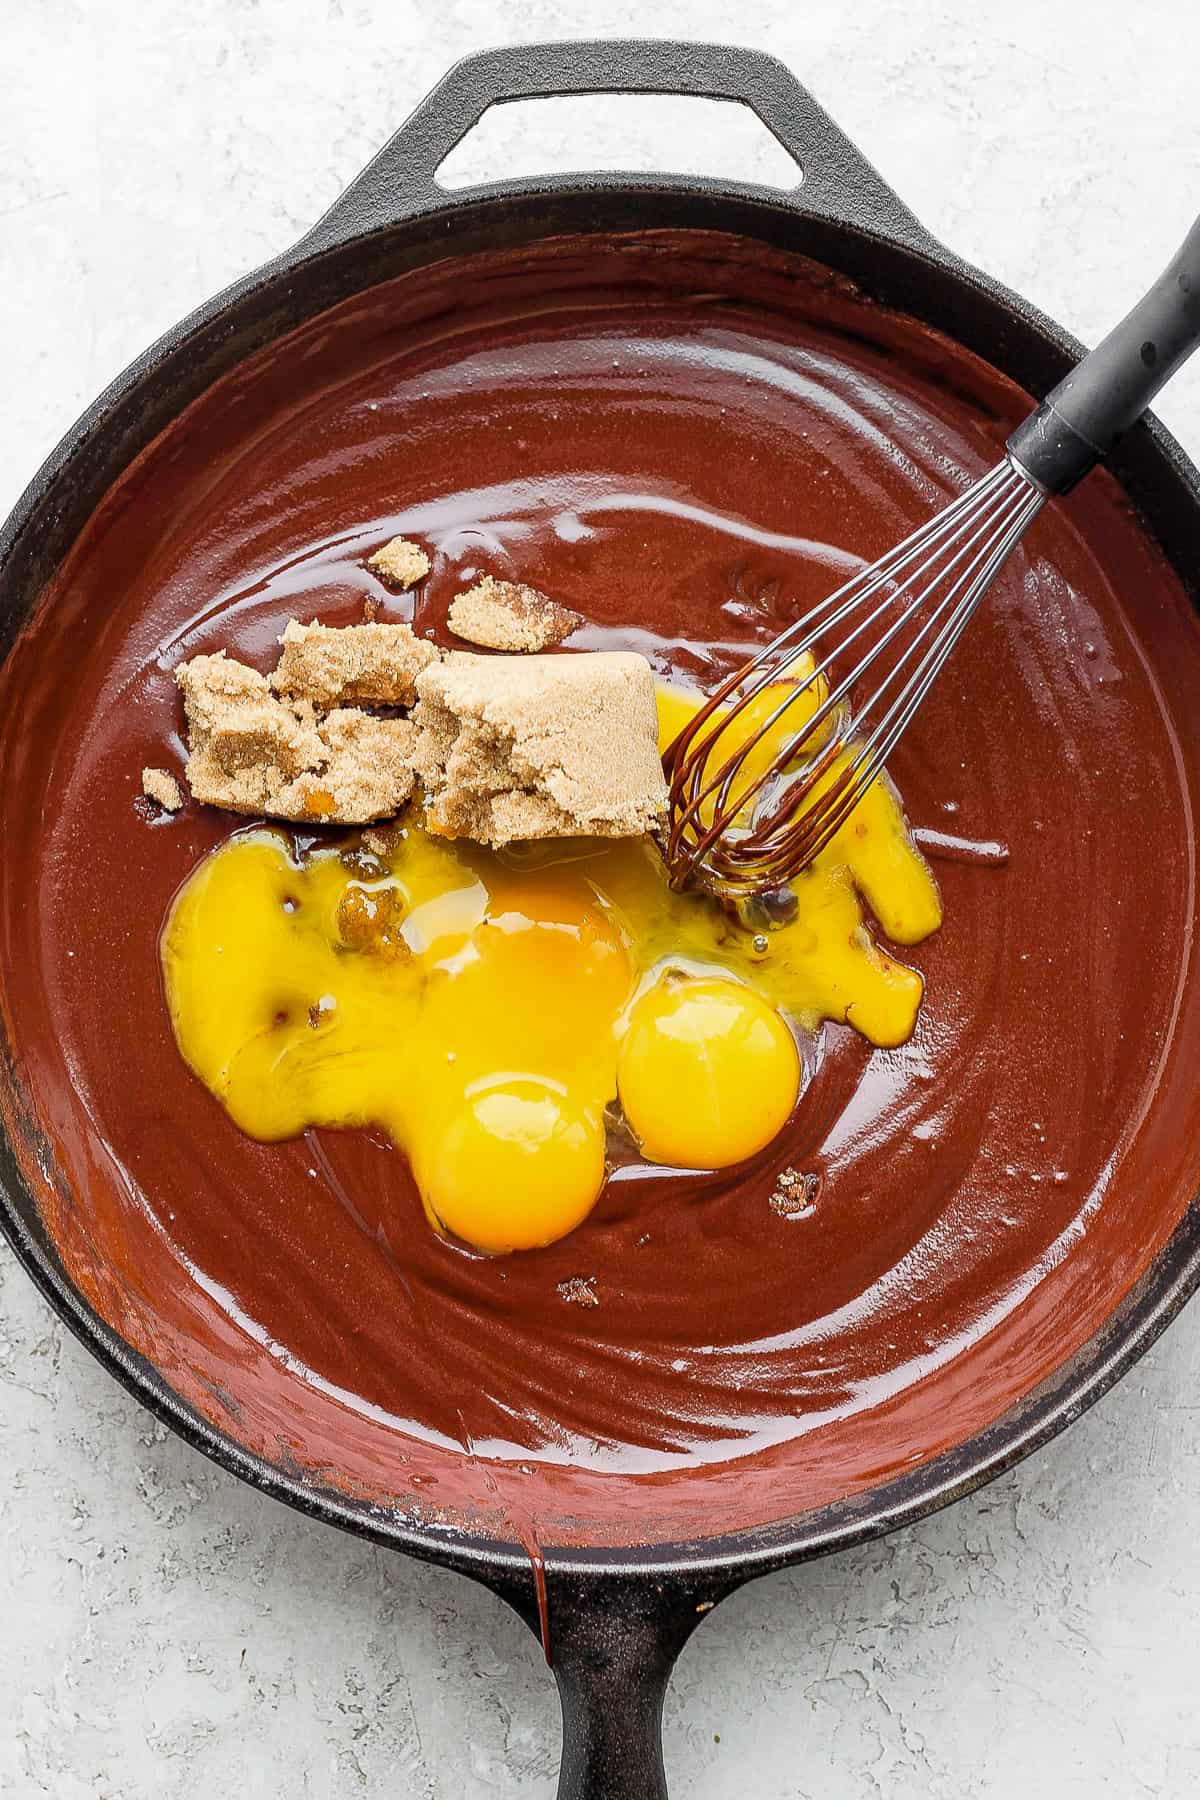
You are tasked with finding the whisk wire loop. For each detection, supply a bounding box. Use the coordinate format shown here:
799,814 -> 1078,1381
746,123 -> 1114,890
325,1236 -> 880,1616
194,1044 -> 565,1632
663,457 -> 1045,897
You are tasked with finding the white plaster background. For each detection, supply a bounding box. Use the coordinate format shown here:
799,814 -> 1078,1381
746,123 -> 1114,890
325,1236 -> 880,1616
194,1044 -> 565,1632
3,2 -> 1200,1794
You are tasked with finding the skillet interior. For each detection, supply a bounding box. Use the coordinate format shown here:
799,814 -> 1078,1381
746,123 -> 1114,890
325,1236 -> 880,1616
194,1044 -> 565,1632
2,218 -> 1200,1558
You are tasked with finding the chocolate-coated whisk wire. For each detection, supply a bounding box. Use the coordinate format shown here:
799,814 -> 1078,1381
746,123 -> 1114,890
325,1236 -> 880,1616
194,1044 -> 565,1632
662,459 -> 1045,898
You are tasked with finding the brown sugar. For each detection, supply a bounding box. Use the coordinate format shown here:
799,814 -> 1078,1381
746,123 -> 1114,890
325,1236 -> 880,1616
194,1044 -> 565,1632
556,1276 -> 599,1307
176,653 -> 326,812
175,652 -> 417,824
447,576 -> 582,653
271,619 -> 436,709
769,1168 -> 819,1219
175,620 -> 668,845
281,709 -> 419,823
360,824 -> 402,860
413,650 -> 668,847
336,881 -> 409,960
364,535 -> 430,591
141,767 -> 184,811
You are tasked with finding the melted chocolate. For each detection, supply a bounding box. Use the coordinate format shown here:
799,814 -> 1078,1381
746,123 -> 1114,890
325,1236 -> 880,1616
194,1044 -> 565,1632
3,231 -> 1200,1549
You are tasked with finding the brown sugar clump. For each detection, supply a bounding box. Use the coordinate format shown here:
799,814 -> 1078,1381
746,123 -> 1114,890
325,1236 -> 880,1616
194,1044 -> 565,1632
175,653 -> 417,824
275,710 -> 419,824
365,535 -> 430,591
141,767 -> 184,811
176,653 -> 326,812
360,823 -> 403,861
447,576 -> 582,653
769,1168 -> 819,1219
413,650 -> 668,847
336,880 -> 409,960
271,619 -> 437,709
556,1275 -> 599,1307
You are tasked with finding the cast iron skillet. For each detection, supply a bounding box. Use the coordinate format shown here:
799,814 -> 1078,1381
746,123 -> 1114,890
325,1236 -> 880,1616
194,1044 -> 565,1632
2,40 -> 1200,1798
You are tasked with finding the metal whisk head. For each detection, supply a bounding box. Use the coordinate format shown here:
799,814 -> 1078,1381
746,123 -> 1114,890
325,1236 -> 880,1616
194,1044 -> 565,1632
662,455 -> 1045,900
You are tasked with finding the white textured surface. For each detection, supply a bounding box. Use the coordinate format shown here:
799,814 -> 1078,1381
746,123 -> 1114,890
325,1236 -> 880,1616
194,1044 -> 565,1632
3,2 -> 1200,1794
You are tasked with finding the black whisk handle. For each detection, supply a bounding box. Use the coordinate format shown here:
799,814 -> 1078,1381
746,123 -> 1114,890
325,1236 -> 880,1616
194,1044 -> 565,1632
1007,211 -> 1200,494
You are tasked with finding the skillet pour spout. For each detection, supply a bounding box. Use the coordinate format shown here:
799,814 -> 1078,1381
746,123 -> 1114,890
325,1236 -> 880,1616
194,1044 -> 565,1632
4,40 -> 1200,1799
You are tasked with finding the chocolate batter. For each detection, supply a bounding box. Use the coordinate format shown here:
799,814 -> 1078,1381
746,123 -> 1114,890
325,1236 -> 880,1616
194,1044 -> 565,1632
2,231 -> 1200,1548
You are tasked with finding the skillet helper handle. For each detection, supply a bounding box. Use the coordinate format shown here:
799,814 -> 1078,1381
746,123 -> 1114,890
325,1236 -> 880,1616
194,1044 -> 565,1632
299,39 -> 928,251
1008,212 -> 1200,493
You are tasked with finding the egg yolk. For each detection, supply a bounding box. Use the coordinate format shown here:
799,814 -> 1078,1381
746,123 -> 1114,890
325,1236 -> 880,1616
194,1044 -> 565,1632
160,681 -> 942,1254
618,976 -> 801,1168
415,1079 -> 606,1254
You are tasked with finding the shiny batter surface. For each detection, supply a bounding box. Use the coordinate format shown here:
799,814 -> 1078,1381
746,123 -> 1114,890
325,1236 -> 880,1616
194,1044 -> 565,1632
2,231 -> 1199,1547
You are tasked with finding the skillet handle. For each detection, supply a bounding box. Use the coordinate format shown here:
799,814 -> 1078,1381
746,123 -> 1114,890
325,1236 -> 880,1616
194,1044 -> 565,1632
298,39 -> 929,253
541,1572 -> 713,1800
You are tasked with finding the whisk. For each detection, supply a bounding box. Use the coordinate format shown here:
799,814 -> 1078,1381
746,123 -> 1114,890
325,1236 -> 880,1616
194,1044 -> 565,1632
663,213 -> 1200,901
